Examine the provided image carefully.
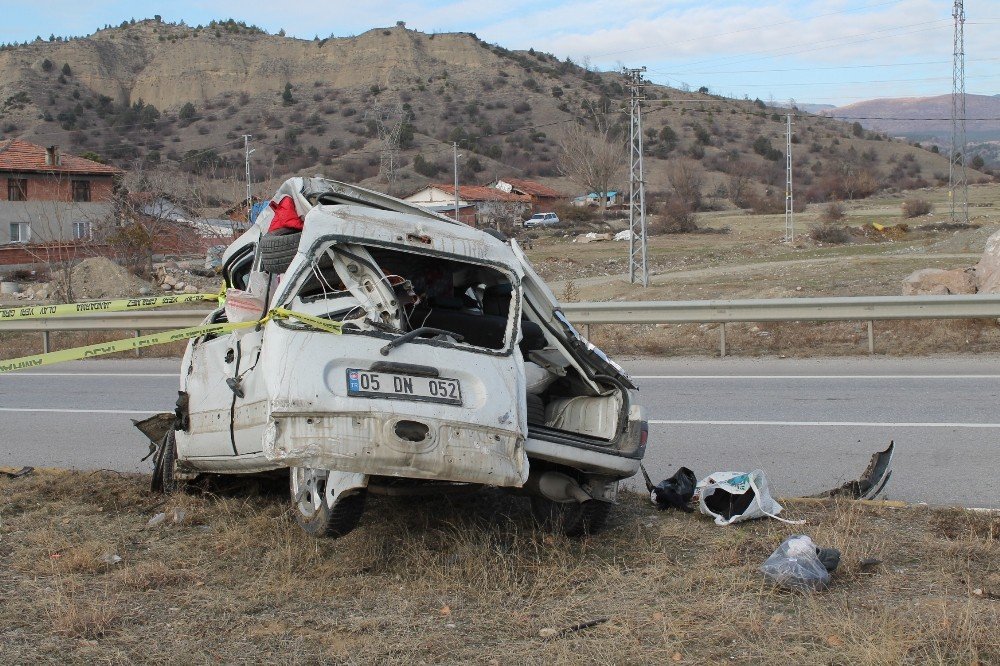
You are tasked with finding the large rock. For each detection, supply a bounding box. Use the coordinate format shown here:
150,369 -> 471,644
902,268 -> 977,295
975,229 -> 1000,293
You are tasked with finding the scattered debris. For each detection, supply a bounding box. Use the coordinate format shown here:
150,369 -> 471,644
573,232 -> 613,243
640,464 -> 696,512
697,470 -> 802,525
540,617 -> 610,639
0,466 -> 34,479
812,442 -> 894,500
146,507 -> 187,528
761,534 -> 841,591
100,553 -> 123,565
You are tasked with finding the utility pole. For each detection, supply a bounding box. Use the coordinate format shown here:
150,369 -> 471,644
453,142 -> 461,224
950,0 -> 969,224
623,66 -> 648,287
784,114 -> 794,242
242,134 -> 254,229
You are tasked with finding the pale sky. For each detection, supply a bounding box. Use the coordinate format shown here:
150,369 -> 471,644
1,0 -> 996,107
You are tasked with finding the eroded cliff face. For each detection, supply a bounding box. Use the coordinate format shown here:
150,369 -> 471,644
0,24 -> 498,110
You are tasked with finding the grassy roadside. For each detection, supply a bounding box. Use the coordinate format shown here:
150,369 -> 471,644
1,470 -> 996,663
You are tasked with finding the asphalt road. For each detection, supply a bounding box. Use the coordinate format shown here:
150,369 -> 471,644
1,356 -> 997,508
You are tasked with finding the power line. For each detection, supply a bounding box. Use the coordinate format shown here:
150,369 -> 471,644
646,55 -> 1000,77
590,0 -> 908,59
824,116 -> 1000,121
655,19 -> 949,72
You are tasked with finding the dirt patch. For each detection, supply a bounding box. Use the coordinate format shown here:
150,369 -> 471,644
0,470 -> 996,663
64,257 -> 154,300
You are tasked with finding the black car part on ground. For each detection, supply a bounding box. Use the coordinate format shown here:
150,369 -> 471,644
812,441 -> 894,500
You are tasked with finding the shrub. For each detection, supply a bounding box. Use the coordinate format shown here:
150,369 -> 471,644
745,192 -> 785,215
809,224 -> 851,244
649,198 -> 698,233
820,201 -> 845,223
901,197 -> 932,218
552,203 -> 598,223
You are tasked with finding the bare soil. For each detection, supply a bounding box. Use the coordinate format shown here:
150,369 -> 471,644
1,470 -> 996,664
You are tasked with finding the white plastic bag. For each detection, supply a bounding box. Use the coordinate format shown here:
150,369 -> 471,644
760,535 -> 832,591
697,470 -> 803,525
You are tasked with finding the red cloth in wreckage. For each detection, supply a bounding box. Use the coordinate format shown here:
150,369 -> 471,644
267,195 -> 304,233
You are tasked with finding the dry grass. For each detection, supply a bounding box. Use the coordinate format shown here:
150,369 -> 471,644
1,470 -> 997,663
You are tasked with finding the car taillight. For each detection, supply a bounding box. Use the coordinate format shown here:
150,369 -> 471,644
640,422 -> 648,447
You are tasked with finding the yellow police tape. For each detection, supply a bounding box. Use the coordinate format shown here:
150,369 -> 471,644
0,293 -> 223,321
0,307 -> 342,374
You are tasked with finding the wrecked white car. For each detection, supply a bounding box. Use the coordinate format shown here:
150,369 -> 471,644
143,177 -> 647,538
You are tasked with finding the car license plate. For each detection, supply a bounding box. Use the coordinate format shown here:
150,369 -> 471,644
346,369 -> 462,406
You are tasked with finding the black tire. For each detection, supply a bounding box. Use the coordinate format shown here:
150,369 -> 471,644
290,468 -> 367,538
525,393 -> 546,425
260,231 -> 302,273
151,431 -> 178,494
530,495 -> 612,537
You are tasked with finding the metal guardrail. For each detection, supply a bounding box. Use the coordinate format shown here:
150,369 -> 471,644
3,294 -> 1000,356
561,295 -> 1000,323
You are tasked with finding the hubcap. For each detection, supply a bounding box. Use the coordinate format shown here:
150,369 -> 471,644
292,467 -> 330,518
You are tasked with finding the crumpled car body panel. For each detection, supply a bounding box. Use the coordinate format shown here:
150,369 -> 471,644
175,177 -> 644,487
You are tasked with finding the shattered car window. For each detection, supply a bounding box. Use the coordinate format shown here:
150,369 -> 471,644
287,242 -> 518,353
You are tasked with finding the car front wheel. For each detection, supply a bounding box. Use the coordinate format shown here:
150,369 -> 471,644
289,467 -> 368,538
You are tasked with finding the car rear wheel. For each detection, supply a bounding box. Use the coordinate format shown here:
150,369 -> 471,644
290,467 -> 367,538
530,495 -> 612,537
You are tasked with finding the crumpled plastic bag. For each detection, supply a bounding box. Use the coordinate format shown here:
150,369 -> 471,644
761,535 -> 840,591
697,470 -> 802,525
648,466 -> 697,512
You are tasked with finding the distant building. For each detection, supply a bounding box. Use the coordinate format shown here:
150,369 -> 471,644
404,184 -> 530,226
490,178 -> 565,212
572,190 -> 623,208
0,140 -> 122,244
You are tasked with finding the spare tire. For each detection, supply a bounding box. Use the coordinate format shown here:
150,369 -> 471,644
526,393 -> 546,425
260,231 -> 301,273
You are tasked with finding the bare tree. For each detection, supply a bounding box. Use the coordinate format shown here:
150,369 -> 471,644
102,163 -> 232,277
726,160 -> 756,209
666,159 -> 704,212
556,118 -> 626,215
16,172 -> 108,302
479,200 -> 530,234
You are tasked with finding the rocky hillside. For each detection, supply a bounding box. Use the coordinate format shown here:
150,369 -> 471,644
0,18 -> 984,208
